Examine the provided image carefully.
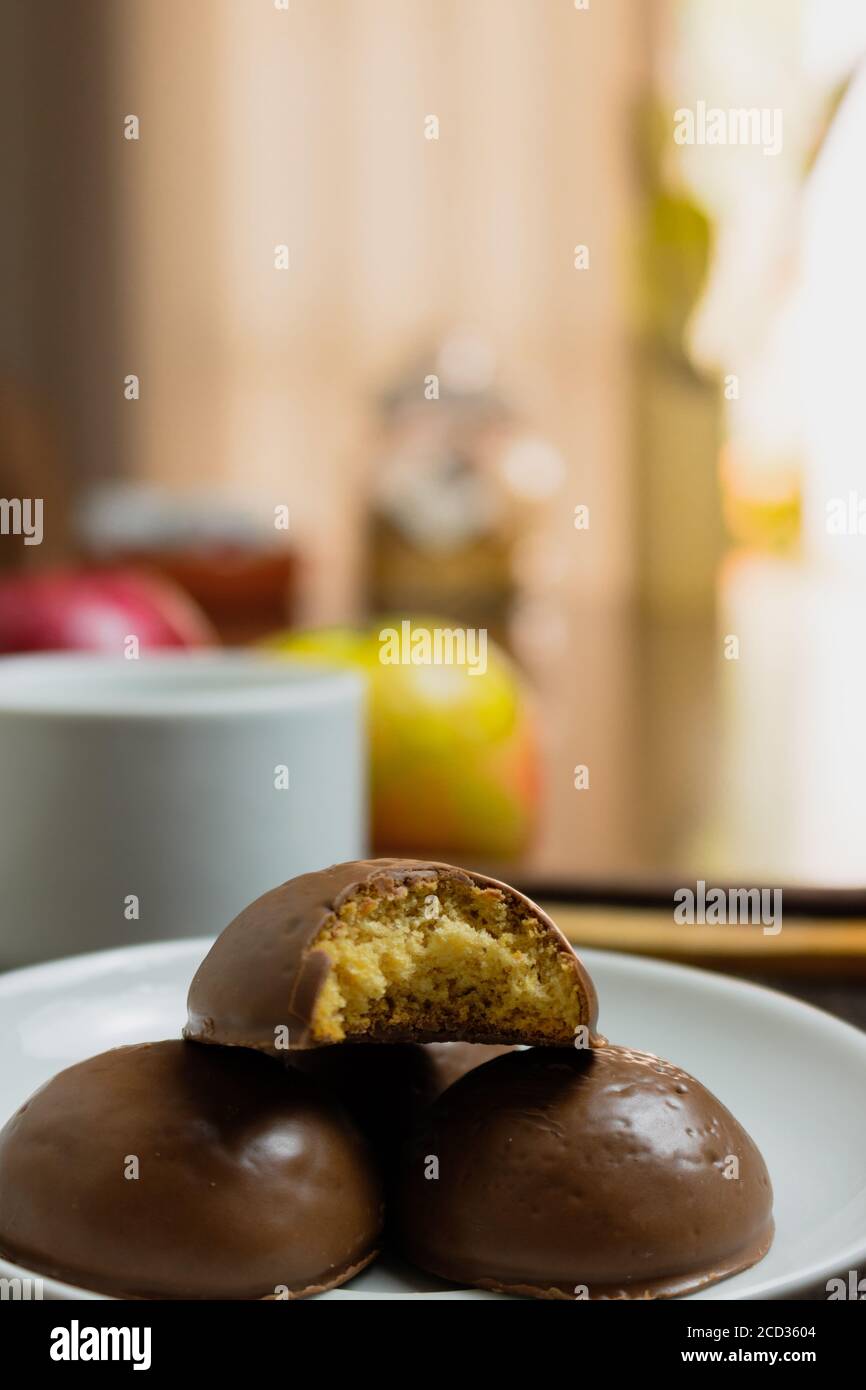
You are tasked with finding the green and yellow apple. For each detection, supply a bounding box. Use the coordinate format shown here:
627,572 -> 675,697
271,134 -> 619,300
262,620 -> 539,859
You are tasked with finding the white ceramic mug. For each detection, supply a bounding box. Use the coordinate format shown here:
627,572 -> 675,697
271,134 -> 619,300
0,652 -> 366,968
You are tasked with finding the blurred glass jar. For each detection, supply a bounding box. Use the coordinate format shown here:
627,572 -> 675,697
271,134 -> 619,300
77,482 -> 298,645
366,331 -> 564,650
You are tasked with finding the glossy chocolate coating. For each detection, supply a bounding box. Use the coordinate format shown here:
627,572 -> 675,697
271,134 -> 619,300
423,1042 -> 515,1098
291,1042 -> 515,1159
0,1041 -> 384,1299
290,1043 -> 438,1162
185,859 -> 598,1052
397,1043 -> 774,1299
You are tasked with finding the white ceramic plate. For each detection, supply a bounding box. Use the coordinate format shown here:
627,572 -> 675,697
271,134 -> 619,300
0,940 -> 864,1301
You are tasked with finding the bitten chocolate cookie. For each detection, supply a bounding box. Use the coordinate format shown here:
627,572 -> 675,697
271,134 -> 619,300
397,1042 -> 774,1299
0,1041 -> 383,1299
185,859 -> 597,1051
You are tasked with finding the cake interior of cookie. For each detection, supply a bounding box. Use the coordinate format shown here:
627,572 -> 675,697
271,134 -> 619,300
308,876 -> 585,1044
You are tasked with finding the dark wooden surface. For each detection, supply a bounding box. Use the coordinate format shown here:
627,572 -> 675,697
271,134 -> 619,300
540,900 -> 866,1035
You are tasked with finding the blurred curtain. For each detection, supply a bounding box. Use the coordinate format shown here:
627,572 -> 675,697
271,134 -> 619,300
0,0 -> 122,560
2,0 -> 646,618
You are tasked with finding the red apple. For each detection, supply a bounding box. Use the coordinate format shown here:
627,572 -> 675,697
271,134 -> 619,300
0,569 -> 216,654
